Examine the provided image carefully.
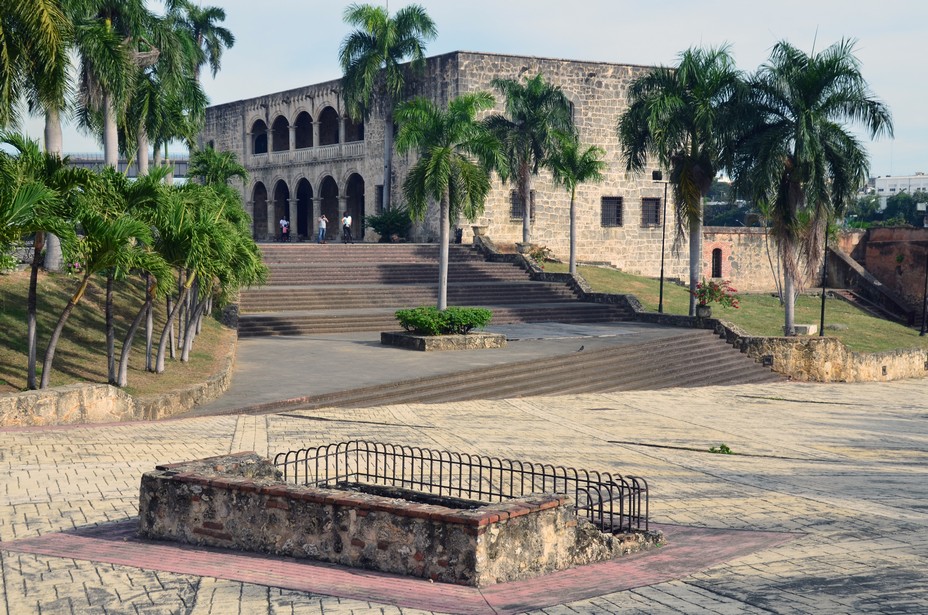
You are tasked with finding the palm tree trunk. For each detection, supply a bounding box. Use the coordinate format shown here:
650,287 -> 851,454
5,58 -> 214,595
137,127 -> 149,176
156,273 -> 195,373
438,193 -> 450,310
105,272 -> 116,384
688,214 -> 702,316
26,233 -> 45,389
521,167 -> 532,244
166,295 -> 175,360
103,92 -> 119,167
181,298 -> 208,362
144,273 -> 154,371
784,273 -> 796,336
568,187 -> 577,275
117,278 -> 156,387
382,107 -> 394,211
40,275 -> 91,389
44,110 -> 64,272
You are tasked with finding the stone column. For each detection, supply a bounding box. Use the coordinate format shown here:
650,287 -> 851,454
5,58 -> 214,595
288,198 -> 298,237
244,132 -> 252,158
338,117 -> 346,145
312,197 -> 322,241
266,129 -> 273,153
288,125 -> 296,151
267,199 -> 276,238
338,195 -> 349,240
312,122 -> 320,148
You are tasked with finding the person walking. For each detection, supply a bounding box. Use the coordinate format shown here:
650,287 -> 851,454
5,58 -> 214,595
341,212 -> 353,244
317,214 -> 328,243
279,217 -> 290,242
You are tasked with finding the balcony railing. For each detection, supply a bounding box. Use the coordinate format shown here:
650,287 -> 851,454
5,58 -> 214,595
253,141 -> 366,165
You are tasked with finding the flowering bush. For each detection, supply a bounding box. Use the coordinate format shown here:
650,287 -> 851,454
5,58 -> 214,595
692,279 -> 740,308
66,261 -> 83,276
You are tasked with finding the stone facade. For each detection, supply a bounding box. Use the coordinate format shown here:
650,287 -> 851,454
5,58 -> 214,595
199,51 -> 692,279
139,453 -> 661,587
380,331 -> 507,351
861,227 -> 928,312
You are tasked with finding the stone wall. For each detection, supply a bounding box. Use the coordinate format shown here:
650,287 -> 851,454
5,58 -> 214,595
862,227 -> 928,312
0,335 -> 237,427
139,453 -> 658,587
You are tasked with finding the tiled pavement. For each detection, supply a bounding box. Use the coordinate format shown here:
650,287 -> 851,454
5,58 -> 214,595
2,379 -> 928,613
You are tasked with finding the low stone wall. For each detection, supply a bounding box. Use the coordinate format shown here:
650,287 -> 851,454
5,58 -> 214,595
0,384 -> 136,427
139,453 -> 660,587
380,331 -> 507,351
0,334 -> 237,427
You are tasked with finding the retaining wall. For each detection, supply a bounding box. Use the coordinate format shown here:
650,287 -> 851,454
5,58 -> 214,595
138,453 -> 657,587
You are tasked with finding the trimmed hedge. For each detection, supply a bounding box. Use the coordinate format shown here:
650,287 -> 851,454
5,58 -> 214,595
395,306 -> 493,335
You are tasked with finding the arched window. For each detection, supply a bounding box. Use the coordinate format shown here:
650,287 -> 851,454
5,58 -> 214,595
251,120 -> 268,155
318,107 -> 340,146
294,112 -> 313,149
271,116 -> 289,151
711,248 -> 723,278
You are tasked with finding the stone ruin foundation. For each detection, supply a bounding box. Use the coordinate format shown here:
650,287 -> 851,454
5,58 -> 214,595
139,447 -> 662,587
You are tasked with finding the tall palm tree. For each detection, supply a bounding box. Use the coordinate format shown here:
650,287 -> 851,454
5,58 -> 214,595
395,92 -> 501,309
484,73 -> 574,245
339,3 -> 436,212
165,0 -> 234,83
547,131 -> 606,275
188,145 -> 248,187
617,46 -> 744,316
0,0 -> 69,128
733,40 -> 892,335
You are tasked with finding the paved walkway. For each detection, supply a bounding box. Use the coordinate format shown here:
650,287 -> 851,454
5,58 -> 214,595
1,332 -> 928,613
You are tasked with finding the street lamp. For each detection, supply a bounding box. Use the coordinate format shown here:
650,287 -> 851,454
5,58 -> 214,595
652,170 -> 669,313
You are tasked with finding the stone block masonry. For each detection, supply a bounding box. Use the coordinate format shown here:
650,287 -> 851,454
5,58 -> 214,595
139,453 -> 661,587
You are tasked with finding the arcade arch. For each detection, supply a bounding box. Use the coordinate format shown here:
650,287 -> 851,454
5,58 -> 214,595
273,180 -> 290,239
318,107 -> 340,146
251,119 -> 268,155
252,182 -> 268,239
345,173 -> 365,240
296,178 -> 313,238
271,115 -> 289,151
294,112 -> 313,149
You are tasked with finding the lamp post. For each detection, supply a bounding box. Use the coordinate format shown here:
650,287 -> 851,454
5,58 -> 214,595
920,243 -> 928,336
652,170 -> 669,313
819,225 -> 828,336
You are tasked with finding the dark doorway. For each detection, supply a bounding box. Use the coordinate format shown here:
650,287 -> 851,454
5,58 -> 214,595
318,107 -> 340,146
296,178 -> 312,239
320,176 -> 340,240
344,115 -> 364,142
345,173 -> 365,241
271,116 -> 289,152
712,248 -> 723,278
251,120 -> 268,155
294,112 -> 313,149
252,182 -> 268,240
273,180 -> 290,241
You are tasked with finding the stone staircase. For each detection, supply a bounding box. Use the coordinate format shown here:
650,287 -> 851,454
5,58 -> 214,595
238,243 -> 633,337
238,329 -> 782,414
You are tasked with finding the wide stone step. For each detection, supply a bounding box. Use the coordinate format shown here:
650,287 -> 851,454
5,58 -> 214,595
240,331 -> 778,413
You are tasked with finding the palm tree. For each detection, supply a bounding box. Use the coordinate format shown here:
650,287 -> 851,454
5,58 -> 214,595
165,0 -> 234,83
0,0 -> 69,128
339,3 -> 436,212
733,40 -> 892,335
40,209 -> 152,388
0,133 -> 89,389
484,73 -> 574,245
188,145 -> 248,187
617,46 -> 744,316
547,132 -> 606,274
395,92 -> 501,309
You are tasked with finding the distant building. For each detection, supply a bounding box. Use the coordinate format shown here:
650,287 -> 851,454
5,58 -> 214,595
870,173 -> 928,208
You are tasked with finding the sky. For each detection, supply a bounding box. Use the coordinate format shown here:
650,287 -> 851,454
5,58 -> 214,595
23,0 -> 926,177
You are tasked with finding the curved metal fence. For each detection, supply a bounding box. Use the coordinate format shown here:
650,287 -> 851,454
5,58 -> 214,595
273,440 -> 649,533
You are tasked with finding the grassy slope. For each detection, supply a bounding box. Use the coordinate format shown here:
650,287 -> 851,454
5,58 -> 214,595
0,269 -> 234,396
543,261 -> 928,354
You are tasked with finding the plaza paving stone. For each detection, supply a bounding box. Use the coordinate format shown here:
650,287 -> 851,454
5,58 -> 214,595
1,377 -> 927,613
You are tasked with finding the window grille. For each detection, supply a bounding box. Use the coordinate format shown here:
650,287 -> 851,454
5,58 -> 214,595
601,196 -> 623,227
641,198 -> 661,227
510,190 -> 536,221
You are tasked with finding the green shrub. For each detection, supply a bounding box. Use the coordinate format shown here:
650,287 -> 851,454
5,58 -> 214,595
395,306 -> 493,335
367,205 -> 412,242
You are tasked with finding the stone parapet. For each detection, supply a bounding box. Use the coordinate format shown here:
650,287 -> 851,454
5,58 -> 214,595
380,331 -> 507,351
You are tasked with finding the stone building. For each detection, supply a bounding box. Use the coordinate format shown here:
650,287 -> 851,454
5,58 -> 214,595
198,50 -> 706,283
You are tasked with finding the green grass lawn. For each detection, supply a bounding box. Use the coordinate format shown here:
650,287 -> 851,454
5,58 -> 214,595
0,269 -> 235,395
543,261 -> 928,353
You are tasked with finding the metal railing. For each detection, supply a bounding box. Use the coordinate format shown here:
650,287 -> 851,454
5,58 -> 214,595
273,440 -> 649,533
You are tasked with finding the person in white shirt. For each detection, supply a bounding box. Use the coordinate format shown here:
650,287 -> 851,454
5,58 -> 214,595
279,218 -> 289,242
317,214 -> 328,243
341,212 -> 352,243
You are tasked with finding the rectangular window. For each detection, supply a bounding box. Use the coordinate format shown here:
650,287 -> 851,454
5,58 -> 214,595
641,197 -> 661,227
601,196 -> 623,227
375,185 -> 384,214
510,190 -> 536,221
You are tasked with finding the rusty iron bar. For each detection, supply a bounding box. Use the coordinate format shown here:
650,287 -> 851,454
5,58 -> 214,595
273,440 -> 649,533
